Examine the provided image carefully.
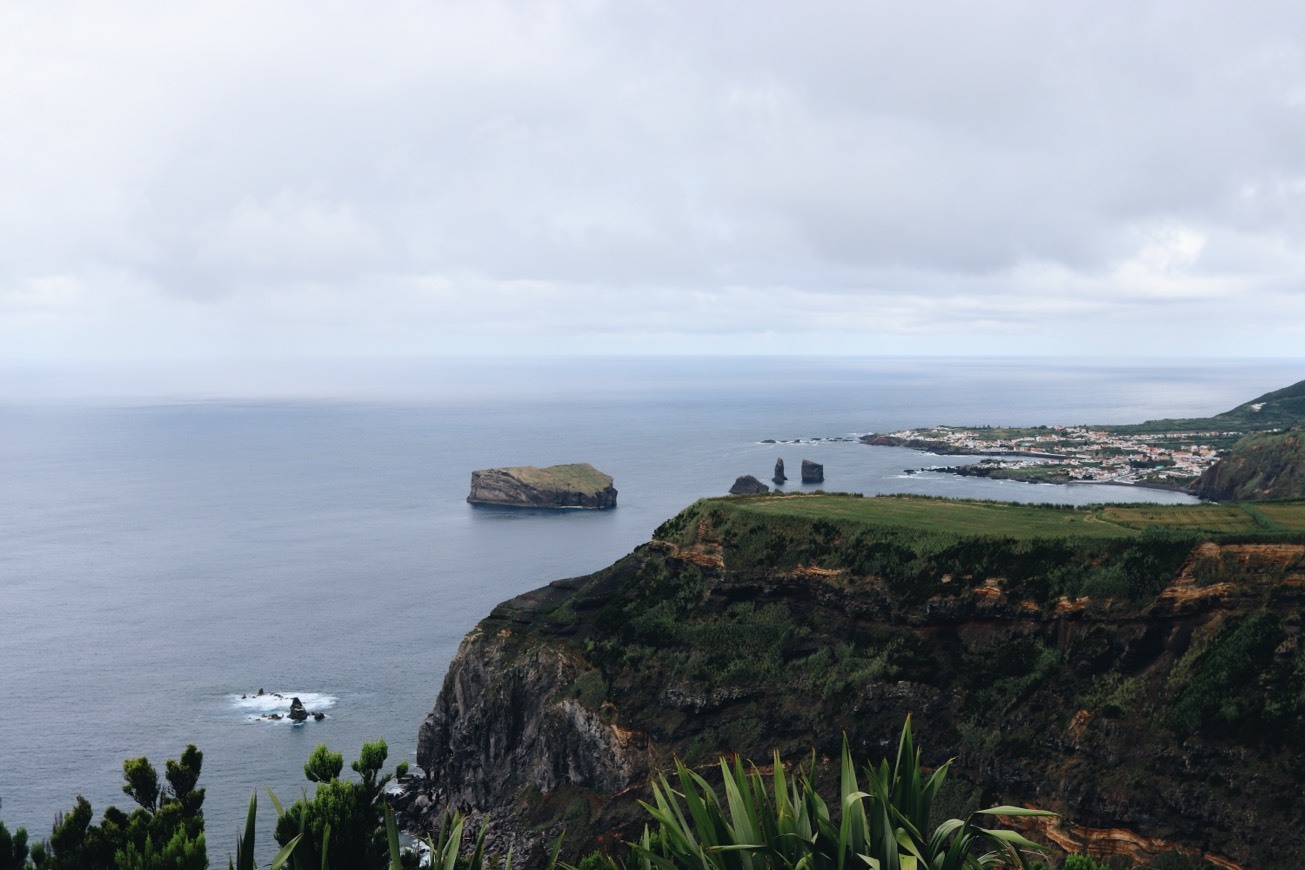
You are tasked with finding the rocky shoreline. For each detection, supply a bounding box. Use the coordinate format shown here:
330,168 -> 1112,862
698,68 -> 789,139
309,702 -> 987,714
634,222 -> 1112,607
906,462 -> 1201,495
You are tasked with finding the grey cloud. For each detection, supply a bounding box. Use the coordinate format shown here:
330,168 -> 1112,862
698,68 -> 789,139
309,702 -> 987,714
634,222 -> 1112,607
3,1 -> 1305,360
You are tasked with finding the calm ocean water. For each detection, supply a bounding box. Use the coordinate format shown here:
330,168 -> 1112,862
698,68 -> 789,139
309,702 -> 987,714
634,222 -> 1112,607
1,356 -> 1301,859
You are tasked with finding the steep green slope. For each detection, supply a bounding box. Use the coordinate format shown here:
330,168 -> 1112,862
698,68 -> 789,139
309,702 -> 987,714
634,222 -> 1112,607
1195,431 -> 1305,501
402,494 -> 1305,869
1222,378 -> 1305,427
1107,377 -> 1305,434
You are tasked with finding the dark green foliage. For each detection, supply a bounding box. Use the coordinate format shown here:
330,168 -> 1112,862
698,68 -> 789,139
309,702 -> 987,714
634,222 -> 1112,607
0,822 -> 31,870
570,669 -> 610,709
1165,613 -> 1290,736
27,747 -> 206,869
230,793 -> 258,870
164,747 -> 206,819
1062,856 -> 1110,870
1195,432 -> 1305,502
353,740 -> 389,788
572,852 -> 614,870
652,498 -> 1204,606
36,797 -> 110,868
114,828 -> 206,870
303,744 -> 343,784
274,740 -> 407,870
122,759 -> 161,812
629,719 -> 1053,869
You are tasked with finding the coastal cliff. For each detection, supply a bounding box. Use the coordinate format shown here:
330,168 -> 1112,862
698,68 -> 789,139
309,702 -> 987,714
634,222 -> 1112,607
403,494 -> 1305,867
467,463 -> 617,509
1194,431 -> 1305,502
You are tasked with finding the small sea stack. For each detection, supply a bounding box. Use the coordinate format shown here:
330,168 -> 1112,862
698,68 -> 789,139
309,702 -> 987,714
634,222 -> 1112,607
801,459 -> 824,483
729,475 -> 769,495
773,458 -> 787,484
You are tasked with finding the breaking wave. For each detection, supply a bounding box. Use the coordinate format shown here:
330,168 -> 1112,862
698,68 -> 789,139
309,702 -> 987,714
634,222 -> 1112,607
229,690 -> 337,723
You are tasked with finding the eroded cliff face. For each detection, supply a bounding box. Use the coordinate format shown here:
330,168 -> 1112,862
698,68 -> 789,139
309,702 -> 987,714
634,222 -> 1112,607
405,570 -> 651,861
402,499 -> 1305,868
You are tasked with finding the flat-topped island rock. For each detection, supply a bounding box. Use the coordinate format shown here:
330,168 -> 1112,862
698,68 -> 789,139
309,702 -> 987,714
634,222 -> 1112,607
467,463 -> 618,509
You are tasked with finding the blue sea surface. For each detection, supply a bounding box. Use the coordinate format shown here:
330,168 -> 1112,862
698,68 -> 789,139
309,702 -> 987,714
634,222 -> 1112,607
0,356 -> 1300,858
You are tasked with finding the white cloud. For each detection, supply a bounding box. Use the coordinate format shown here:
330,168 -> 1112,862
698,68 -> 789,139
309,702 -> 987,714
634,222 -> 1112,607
3,0 -> 1305,367
195,191 -> 387,283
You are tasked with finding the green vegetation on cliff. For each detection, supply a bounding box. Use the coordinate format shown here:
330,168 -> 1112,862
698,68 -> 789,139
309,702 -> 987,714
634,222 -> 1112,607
632,719 -> 1053,870
502,463 -> 614,494
411,493 -> 1305,868
1104,377 -> 1305,434
1194,431 -> 1305,502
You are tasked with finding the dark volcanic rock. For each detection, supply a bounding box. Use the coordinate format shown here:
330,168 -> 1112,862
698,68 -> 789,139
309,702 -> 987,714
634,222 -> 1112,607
800,459 -> 823,483
288,697 -> 308,721
729,475 -> 769,495
410,604 -> 648,862
468,463 -> 617,509
772,458 -> 787,484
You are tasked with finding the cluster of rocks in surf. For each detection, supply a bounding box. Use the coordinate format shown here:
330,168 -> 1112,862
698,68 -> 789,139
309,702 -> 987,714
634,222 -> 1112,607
760,436 -> 857,444
728,456 -> 824,494
242,688 -> 326,722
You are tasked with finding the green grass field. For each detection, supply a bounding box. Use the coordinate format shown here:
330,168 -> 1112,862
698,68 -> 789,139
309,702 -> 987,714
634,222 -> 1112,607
730,494 -> 1132,539
503,463 -> 613,493
721,493 -> 1305,539
1249,502 -> 1305,530
1096,504 -> 1261,533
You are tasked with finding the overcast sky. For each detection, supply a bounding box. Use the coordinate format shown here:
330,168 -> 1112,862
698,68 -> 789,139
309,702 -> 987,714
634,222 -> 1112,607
3,1 -> 1305,365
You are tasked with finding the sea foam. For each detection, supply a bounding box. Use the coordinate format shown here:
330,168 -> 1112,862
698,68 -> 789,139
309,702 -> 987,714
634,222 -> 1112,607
230,690 -> 337,722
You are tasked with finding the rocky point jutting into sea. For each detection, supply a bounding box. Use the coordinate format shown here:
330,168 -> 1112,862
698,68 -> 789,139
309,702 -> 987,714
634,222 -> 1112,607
399,490 -> 1305,869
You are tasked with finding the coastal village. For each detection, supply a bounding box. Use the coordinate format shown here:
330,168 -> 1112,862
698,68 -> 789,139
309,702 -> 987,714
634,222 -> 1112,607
870,424 -> 1240,488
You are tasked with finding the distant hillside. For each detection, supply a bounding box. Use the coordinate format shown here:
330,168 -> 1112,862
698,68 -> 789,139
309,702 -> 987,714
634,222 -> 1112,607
1108,378 -> 1305,434
1195,431 -> 1305,502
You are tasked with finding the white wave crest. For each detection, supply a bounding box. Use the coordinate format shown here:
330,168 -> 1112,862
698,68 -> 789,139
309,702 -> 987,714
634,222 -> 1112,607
229,691 -> 337,722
